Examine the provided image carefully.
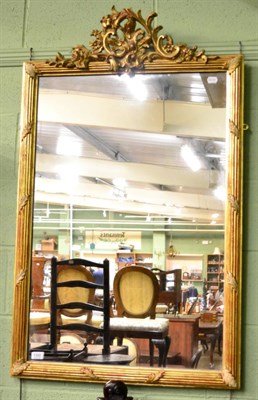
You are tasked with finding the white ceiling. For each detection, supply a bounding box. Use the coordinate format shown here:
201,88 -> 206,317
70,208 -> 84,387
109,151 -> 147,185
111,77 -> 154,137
35,72 -> 227,230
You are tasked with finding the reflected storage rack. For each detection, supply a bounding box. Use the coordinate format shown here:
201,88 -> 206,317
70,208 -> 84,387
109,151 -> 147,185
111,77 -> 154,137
206,254 -> 224,290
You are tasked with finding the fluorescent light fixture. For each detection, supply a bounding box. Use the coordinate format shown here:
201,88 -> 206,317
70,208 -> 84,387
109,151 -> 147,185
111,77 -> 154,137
211,213 -> 219,219
56,136 -> 81,157
55,164 -> 79,184
112,177 -> 128,188
112,187 -> 127,199
181,144 -> 202,172
213,185 -> 226,201
121,74 -> 148,101
146,214 -> 151,222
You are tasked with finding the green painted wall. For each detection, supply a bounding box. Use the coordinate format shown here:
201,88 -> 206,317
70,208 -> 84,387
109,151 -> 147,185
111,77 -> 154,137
0,0 -> 257,399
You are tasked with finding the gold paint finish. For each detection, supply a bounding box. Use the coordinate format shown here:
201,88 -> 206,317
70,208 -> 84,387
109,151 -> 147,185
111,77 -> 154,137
11,6 -> 244,390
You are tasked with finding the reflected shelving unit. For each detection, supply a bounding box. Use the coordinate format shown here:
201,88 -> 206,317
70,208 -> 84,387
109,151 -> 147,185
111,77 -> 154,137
206,254 -> 224,291
116,252 -> 153,270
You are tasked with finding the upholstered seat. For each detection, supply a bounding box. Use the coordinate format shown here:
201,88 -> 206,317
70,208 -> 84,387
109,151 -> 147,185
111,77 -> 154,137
30,311 -> 50,326
109,317 -> 168,332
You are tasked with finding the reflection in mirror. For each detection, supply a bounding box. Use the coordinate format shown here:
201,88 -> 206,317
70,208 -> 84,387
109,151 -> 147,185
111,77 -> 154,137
29,71 -> 226,370
11,6 -> 243,389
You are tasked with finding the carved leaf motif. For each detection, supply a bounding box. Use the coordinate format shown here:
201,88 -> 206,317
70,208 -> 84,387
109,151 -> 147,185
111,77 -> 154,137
229,119 -> 240,138
16,269 -> 26,285
223,368 -> 238,387
25,63 -> 37,78
46,7 -> 211,73
227,272 -> 238,292
228,194 -> 240,214
227,55 -> 242,74
22,122 -> 33,141
19,195 -> 30,214
146,370 -> 165,383
80,367 -> 99,379
11,360 -> 29,375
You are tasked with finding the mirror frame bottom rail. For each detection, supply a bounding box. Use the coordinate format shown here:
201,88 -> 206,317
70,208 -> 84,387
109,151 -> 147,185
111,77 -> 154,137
11,6 -> 244,389
12,362 -> 234,389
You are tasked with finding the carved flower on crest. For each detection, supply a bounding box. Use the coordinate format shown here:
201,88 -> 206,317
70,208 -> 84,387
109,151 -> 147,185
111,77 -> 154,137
70,45 -> 91,68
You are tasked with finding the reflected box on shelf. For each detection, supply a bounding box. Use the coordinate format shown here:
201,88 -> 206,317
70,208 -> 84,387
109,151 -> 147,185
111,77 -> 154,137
41,238 -> 57,251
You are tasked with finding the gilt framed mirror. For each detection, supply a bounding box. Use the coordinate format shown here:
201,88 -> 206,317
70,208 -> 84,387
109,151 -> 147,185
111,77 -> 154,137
11,6 -> 243,389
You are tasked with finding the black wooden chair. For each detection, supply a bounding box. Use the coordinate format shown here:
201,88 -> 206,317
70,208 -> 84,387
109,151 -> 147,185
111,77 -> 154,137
52,257 -> 111,358
30,257 -> 110,362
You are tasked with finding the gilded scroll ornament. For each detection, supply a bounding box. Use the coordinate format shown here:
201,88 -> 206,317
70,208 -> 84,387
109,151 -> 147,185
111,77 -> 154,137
47,6 -> 210,73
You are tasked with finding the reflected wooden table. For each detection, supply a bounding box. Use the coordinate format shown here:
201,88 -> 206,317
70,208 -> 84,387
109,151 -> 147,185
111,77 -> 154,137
30,342 -> 134,364
163,315 -> 200,367
198,317 -> 223,368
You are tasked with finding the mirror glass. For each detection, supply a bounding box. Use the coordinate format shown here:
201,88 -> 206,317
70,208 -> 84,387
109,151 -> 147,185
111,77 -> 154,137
30,72 -> 226,365
11,7 -> 243,389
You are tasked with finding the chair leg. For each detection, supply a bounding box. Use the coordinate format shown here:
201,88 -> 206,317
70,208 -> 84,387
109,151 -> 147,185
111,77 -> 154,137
151,336 -> 171,367
149,339 -> 154,366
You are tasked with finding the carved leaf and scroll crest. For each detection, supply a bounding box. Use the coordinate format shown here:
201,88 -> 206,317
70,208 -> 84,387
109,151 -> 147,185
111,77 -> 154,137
146,370 -> 165,383
47,6 -> 212,73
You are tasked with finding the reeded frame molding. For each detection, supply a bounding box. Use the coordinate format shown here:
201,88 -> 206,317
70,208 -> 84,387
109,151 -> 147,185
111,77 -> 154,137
11,7 -> 244,389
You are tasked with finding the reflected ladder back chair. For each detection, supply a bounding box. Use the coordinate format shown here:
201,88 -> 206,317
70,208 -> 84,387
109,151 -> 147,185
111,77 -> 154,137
110,266 -> 170,367
49,257 -> 110,361
190,348 -> 203,368
152,268 -> 182,313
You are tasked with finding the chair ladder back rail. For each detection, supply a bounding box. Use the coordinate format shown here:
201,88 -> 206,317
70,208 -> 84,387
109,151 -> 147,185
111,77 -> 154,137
56,323 -> 104,334
54,257 -> 105,269
151,267 -> 182,311
57,280 -> 102,290
57,302 -> 104,313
